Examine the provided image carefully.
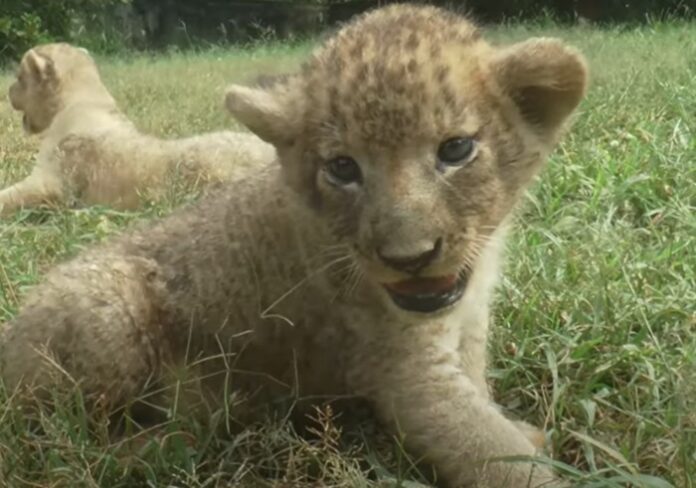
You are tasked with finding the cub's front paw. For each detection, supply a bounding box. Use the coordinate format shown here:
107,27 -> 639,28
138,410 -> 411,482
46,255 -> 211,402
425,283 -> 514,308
512,420 -> 546,450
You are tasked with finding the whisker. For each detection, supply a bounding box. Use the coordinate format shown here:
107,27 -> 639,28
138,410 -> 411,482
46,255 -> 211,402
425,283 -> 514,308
309,244 -> 353,264
340,261 -> 358,297
261,254 -> 352,318
347,265 -> 364,298
329,259 -> 359,282
339,260 -> 360,298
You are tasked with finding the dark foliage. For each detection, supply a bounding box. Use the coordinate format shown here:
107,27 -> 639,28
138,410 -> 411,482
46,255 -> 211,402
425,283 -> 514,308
0,0 -> 129,62
1,0 -> 693,62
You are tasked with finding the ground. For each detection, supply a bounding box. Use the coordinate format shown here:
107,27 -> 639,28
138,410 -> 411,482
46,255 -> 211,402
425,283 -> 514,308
0,20 -> 694,488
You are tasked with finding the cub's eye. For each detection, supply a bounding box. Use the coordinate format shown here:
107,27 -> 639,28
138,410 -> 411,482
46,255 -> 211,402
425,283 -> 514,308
323,156 -> 362,186
437,137 -> 476,168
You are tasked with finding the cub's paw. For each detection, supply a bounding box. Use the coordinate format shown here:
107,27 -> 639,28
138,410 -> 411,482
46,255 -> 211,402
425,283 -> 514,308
512,420 -> 547,450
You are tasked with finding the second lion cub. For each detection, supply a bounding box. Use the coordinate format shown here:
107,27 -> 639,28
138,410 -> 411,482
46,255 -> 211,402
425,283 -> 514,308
2,43 -> 275,215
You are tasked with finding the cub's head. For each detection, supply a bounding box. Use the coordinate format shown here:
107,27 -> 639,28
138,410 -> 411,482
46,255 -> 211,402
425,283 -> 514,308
226,5 -> 588,315
8,43 -> 103,134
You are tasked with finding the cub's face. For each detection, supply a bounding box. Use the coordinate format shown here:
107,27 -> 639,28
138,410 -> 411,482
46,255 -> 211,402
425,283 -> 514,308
227,5 -> 588,314
8,43 -> 94,134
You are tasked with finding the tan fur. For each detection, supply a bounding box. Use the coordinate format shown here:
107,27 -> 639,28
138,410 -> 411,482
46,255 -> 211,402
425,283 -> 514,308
0,6 -> 588,487
1,43 -> 275,215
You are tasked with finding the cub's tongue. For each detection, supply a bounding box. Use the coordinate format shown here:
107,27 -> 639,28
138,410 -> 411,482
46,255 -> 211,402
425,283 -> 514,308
384,275 -> 458,296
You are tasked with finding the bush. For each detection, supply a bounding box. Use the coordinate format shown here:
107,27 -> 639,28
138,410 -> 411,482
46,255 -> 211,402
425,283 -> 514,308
1,0 -> 693,63
437,0 -> 694,22
0,0 -> 130,63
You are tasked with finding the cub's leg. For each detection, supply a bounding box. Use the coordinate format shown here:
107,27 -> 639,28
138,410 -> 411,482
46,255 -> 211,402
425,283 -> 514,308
0,170 -> 64,216
352,341 -> 558,488
459,326 -> 548,451
0,252 -> 169,408
513,421 -> 547,451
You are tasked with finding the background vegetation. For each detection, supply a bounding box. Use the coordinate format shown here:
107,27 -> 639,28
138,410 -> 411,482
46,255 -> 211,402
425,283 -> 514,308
1,0 -> 694,63
0,15 -> 694,488
0,0 -> 130,60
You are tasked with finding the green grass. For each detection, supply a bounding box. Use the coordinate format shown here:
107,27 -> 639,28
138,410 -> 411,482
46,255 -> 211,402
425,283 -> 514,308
0,21 -> 695,487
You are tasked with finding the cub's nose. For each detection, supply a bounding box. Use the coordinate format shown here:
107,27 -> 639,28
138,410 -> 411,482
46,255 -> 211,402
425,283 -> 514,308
377,238 -> 443,274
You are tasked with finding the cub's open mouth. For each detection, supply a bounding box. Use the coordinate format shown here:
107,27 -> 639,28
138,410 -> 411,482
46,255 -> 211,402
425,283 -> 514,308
382,270 -> 469,314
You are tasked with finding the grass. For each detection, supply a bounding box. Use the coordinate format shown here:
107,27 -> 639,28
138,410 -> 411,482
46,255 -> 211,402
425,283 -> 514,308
0,20 -> 695,488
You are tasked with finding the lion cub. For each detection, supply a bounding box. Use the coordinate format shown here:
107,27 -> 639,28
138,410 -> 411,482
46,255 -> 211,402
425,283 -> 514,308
0,6 -> 587,487
1,43 -> 275,215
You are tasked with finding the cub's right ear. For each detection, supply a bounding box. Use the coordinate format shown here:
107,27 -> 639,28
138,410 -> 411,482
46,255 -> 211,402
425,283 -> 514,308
225,83 -> 299,147
24,50 -> 56,82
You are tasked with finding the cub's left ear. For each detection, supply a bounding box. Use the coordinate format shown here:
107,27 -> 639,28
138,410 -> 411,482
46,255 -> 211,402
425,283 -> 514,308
24,49 -> 56,82
492,38 -> 588,138
225,83 -> 298,147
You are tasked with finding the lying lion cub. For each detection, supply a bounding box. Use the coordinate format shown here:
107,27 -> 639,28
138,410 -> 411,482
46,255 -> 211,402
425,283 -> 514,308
1,43 -> 275,215
0,5 -> 588,487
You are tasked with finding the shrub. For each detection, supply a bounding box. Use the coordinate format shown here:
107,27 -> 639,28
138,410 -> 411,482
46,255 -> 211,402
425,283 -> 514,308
0,0 -> 130,63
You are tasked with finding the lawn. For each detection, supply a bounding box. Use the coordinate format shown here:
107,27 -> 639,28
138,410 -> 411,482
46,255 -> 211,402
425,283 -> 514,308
0,19 -> 694,488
